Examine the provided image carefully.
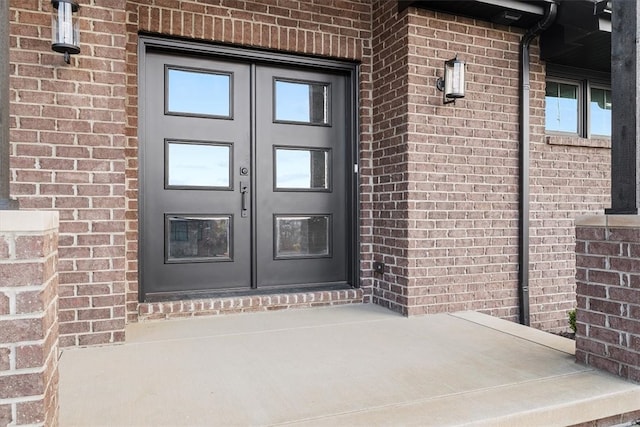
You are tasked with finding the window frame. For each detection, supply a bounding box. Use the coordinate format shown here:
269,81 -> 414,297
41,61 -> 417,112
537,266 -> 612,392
545,64 -> 611,139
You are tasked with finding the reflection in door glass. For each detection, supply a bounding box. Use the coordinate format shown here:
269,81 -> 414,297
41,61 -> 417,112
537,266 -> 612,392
167,68 -> 231,117
275,80 -> 328,124
167,216 -> 231,261
275,215 -> 330,258
167,142 -> 230,188
275,148 -> 329,189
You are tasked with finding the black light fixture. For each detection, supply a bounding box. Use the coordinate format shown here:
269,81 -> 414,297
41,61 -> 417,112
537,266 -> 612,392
51,0 -> 80,64
436,56 -> 466,104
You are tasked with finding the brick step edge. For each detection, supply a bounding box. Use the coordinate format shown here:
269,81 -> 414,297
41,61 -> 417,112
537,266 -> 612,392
137,289 -> 364,321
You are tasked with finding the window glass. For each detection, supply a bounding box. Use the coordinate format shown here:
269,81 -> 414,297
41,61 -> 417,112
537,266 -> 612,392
167,216 -> 231,261
275,80 -> 329,124
167,68 -> 231,117
545,81 -> 579,134
275,215 -> 330,258
590,87 -> 612,137
167,142 -> 230,188
275,148 -> 329,190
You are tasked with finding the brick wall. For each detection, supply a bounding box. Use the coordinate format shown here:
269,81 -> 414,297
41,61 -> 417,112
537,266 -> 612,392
0,211 -> 59,426
575,215 -> 640,383
369,0 -> 411,313
9,0 -> 128,346
401,9 -> 523,318
6,0 -> 612,340
368,6 -> 610,329
528,136 -> 610,331
124,0 -> 374,320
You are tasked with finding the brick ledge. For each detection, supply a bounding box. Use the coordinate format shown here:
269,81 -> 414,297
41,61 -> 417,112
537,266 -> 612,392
138,288 -> 364,321
576,214 -> 640,228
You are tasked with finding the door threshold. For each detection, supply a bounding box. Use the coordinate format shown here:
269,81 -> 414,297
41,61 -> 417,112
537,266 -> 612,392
143,283 -> 354,302
138,286 -> 364,321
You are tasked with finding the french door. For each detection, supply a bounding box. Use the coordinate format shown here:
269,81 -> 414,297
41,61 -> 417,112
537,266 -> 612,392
141,50 -> 353,300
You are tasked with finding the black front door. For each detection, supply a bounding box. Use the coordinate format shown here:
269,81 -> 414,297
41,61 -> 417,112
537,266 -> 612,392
141,51 -> 352,299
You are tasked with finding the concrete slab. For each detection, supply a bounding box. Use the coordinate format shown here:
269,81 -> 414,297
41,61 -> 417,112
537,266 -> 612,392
59,304 -> 640,426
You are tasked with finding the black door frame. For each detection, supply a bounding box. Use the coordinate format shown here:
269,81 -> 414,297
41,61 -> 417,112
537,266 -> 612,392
137,35 -> 360,302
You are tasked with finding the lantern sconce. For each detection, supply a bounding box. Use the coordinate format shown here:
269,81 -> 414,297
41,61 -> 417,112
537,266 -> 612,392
436,56 -> 466,104
51,0 -> 80,64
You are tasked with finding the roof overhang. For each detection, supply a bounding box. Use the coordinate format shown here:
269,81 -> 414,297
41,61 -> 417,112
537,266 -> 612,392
399,0 -> 612,73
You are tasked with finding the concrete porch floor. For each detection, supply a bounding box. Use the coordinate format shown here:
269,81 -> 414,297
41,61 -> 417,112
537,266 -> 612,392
59,304 -> 640,426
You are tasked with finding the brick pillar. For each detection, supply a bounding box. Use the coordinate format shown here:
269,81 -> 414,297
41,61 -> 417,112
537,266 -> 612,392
0,211 -> 59,426
575,215 -> 640,383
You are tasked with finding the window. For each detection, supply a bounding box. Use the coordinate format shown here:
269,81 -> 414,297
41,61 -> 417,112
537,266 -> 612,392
589,86 -> 612,137
545,81 -> 579,134
545,66 -> 611,138
274,79 -> 330,125
166,67 -> 232,118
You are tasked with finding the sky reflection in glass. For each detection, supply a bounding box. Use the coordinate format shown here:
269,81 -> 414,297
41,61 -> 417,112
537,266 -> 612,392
590,87 -> 612,137
545,81 -> 578,134
167,143 -> 230,187
275,81 -> 311,122
167,69 -> 230,116
276,149 -> 328,189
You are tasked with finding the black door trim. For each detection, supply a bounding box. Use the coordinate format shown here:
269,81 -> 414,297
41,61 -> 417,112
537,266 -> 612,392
137,36 -> 360,302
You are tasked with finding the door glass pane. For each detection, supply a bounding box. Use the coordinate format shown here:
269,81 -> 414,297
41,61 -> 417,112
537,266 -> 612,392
167,68 -> 231,117
167,216 -> 231,261
167,142 -> 230,188
545,81 -> 579,134
274,80 -> 329,124
275,148 -> 329,190
590,87 -> 612,137
275,215 -> 330,259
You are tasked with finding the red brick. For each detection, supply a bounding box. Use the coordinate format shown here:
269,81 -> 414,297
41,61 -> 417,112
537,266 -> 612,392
15,289 -> 46,314
0,347 -> 10,371
16,400 -> 45,425
588,270 -> 621,286
59,321 -> 90,335
0,404 -> 12,426
588,298 -> 623,316
77,308 -> 112,321
610,256 -> 640,273
586,353 -> 621,377
15,344 -> 45,370
576,309 -> 606,327
576,282 -> 606,299
0,293 -> 9,315
588,326 -> 620,345
608,316 -> 640,335
0,262 -> 44,287
78,332 -> 113,346
0,373 -> 44,399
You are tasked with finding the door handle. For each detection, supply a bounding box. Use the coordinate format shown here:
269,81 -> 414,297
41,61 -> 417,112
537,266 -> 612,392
240,181 -> 249,217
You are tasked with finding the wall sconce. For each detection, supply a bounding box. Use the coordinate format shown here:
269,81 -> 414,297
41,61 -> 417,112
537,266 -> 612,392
436,56 -> 466,104
51,0 -> 80,64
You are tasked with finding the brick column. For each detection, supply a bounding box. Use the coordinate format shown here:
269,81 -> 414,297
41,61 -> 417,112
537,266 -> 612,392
575,215 -> 640,383
0,211 -> 59,426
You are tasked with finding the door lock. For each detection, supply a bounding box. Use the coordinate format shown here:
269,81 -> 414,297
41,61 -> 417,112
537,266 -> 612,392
240,167 -> 249,176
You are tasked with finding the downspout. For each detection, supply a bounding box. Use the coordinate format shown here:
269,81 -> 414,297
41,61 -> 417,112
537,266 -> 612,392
518,0 -> 557,326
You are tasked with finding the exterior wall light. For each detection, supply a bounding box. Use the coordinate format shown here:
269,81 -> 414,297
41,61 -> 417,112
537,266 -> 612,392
436,56 -> 466,104
51,0 -> 80,64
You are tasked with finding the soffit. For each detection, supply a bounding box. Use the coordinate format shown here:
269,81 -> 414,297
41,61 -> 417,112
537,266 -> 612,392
398,0 -> 612,73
